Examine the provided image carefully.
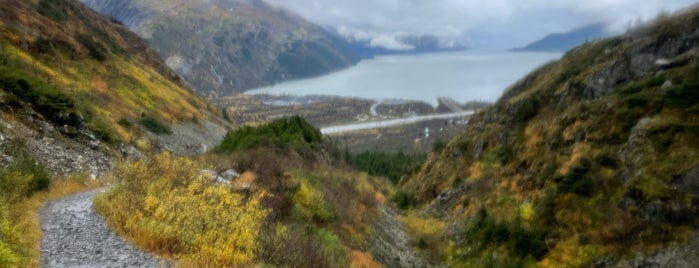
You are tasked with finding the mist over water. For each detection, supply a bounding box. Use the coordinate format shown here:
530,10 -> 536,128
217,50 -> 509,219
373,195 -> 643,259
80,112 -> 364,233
247,51 -> 561,106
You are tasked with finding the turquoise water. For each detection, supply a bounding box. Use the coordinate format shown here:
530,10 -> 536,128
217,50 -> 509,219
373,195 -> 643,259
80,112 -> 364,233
247,51 -> 561,105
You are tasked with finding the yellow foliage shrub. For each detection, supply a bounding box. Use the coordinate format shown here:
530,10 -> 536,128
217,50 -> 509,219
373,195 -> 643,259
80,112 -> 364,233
293,180 -> 333,221
94,153 -> 270,267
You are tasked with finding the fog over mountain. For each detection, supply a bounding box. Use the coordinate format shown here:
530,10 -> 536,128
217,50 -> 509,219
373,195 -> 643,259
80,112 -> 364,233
264,0 -> 697,50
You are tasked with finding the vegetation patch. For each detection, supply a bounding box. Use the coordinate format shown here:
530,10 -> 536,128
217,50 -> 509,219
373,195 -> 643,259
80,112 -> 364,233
347,151 -> 426,184
0,139 -> 50,198
556,158 -> 594,197
448,207 -> 548,267
139,116 -> 172,135
75,34 -> 108,62
0,138 -> 103,267
0,65 -> 79,126
215,116 -> 321,153
38,0 -> 68,23
94,154 -> 269,266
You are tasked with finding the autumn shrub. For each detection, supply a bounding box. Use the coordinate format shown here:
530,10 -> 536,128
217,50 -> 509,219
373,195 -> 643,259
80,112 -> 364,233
94,153 -> 269,266
292,180 -> 334,222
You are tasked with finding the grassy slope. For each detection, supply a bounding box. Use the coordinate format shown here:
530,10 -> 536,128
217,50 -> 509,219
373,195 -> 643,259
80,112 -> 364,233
401,7 -> 699,267
0,0 -> 220,142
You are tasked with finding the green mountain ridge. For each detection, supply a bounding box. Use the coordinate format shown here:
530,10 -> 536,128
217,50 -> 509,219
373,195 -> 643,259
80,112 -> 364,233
80,0 -> 360,96
401,6 -> 699,267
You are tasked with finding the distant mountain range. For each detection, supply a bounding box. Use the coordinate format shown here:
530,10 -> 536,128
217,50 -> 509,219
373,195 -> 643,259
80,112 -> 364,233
80,0 -> 359,96
514,24 -> 609,52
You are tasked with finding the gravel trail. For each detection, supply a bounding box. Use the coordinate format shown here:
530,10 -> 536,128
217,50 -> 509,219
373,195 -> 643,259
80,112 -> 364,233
41,188 -> 167,267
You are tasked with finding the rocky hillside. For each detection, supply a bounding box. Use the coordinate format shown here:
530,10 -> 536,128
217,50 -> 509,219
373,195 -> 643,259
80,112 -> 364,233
80,0 -> 360,96
400,6 -> 699,267
0,0 -> 228,265
0,0 -> 228,171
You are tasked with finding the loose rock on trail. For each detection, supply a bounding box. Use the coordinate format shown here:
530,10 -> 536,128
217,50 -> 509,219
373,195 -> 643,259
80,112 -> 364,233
41,188 -> 168,267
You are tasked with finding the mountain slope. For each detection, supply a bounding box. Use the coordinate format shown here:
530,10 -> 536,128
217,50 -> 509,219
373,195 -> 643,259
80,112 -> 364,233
401,7 -> 699,267
0,0 -> 227,143
515,24 -> 608,52
0,0 -> 228,265
81,0 -> 360,96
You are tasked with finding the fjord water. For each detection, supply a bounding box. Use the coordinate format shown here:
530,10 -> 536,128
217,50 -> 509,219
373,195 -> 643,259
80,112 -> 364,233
247,51 -> 561,105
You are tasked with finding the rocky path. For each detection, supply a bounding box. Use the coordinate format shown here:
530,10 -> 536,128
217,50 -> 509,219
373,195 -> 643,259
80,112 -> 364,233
41,188 -> 167,267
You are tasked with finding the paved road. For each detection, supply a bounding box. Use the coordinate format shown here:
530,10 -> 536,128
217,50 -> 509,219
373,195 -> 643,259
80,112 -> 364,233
321,110 -> 474,134
41,188 -> 168,267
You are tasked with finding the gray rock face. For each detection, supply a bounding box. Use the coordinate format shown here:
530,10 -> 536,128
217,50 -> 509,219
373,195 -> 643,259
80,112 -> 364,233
598,232 -> 699,268
154,119 -> 227,156
29,137 -> 112,176
369,206 -> 432,268
41,188 -> 169,267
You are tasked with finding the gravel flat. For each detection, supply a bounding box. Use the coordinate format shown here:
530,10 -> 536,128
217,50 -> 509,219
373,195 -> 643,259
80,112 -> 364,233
41,188 -> 167,267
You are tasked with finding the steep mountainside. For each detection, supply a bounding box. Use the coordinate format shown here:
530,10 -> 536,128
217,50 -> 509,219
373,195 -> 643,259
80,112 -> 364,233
0,0 -> 227,163
515,24 -> 608,52
0,0 -> 227,265
80,0 -> 360,96
401,7 -> 699,267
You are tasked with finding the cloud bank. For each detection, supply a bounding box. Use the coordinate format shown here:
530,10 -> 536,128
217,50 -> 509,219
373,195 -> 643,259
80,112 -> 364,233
263,0 -> 697,49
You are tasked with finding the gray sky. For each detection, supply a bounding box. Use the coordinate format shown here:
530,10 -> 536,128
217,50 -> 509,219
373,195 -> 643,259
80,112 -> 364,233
263,0 -> 698,49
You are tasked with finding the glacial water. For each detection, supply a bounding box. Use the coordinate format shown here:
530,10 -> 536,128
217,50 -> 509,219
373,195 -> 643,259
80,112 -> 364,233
247,51 -> 561,106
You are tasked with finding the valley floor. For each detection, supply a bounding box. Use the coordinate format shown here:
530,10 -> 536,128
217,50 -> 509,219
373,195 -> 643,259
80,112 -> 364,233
214,94 -> 481,153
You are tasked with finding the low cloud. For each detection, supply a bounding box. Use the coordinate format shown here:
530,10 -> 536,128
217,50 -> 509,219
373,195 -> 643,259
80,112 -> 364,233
263,0 -> 697,49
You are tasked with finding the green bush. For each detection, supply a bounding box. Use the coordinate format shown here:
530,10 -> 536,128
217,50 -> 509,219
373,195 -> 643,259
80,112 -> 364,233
393,191 -> 414,210
557,158 -> 593,197
38,0 -> 68,22
139,116 -> 172,135
464,208 -> 548,260
0,66 -> 79,126
516,97 -> 539,124
481,144 -> 514,170
664,80 -> 699,108
88,117 -> 117,143
117,118 -> 133,128
75,34 -> 107,61
215,116 -> 321,153
0,139 -> 50,200
347,151 -> 426,184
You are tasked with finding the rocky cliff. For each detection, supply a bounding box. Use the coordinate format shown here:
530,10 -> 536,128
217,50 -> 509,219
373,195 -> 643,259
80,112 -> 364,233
81,0 -> 360,96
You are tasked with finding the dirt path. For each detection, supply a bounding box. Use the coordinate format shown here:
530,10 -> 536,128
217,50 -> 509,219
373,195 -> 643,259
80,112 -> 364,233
41,188 -> 167,267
